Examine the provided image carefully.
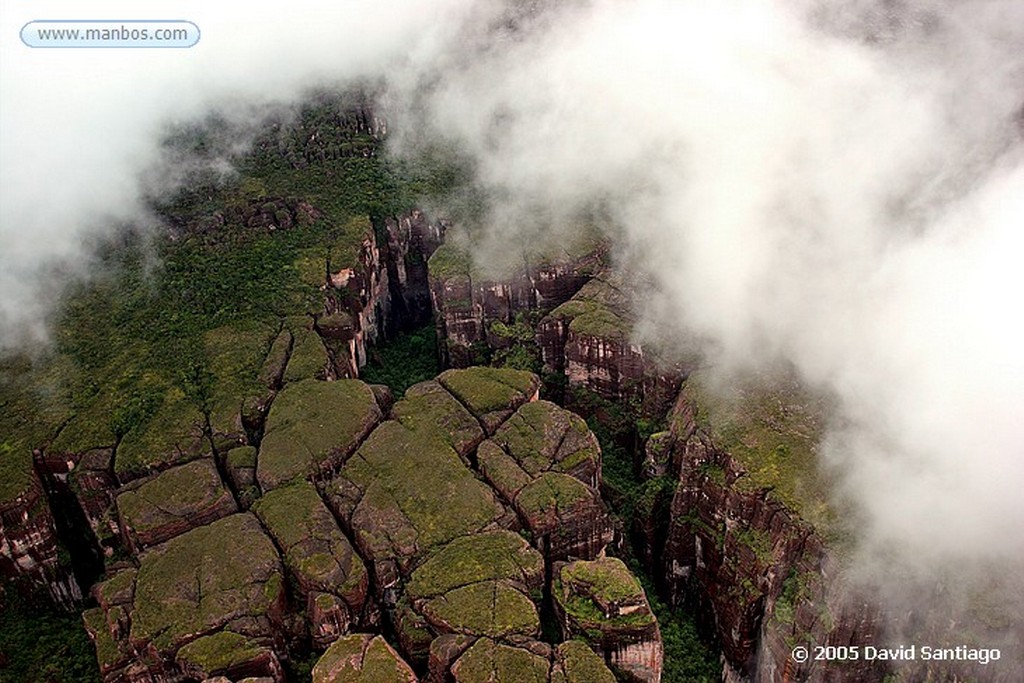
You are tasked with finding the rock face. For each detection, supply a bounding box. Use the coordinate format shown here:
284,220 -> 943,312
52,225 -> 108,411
427,242 -> 601,369
659,375 -> 885,683
537,274 -> 682,413
0,468 -> 81,608
553,557 -> 663,683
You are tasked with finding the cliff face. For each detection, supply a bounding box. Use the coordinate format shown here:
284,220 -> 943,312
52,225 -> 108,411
427,242 -> 601,368
536,274 -> 682,415
0,470 -> 81,609
658,379 -> 885,683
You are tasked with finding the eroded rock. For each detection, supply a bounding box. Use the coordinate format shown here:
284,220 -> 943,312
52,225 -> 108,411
311,633 -> 417,683
553,557 -> 663,683
115,458 -> 237,552
257,379 -> 382,491
253,482 -> 369,645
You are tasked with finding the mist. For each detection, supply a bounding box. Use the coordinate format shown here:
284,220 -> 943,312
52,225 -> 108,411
3,0 -> 1023,658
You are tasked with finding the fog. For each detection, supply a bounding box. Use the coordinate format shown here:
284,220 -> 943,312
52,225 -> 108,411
3,0 -> 1023,664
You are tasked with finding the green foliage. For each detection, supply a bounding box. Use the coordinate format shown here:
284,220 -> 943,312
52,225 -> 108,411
0,590 -> 101,683
360,323 -> 439,395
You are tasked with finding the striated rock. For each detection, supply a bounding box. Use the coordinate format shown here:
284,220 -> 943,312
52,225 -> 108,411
427,238 -> 600,369
115,458 -> 237,552
538,274 -> 682,414
478,400 -> 612,561
0,465 -> 81,608
660,372 -> 884,682
312,633 -> 418,683
257,379 -> 382,491
253,482 -> 370,646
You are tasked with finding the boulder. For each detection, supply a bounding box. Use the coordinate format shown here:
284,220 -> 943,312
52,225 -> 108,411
257,379 -> 382,491
253,482 -> 369,645
115,458 -> 237,551
312,633 -> 417,683
553,557 -> 663,683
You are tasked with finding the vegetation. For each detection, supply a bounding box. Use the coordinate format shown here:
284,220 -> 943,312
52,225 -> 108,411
683,371 -> 838,537
0,590 -> 101,683
360,323 -> 439,395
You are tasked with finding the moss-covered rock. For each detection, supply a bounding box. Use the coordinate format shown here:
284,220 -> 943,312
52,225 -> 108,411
551,640 -> 617,683
283,326 -> 330,383
175,630 -> 281,681
391,381 -> 483,459
437,367 -> 539,434
405,531 -> 543,600
82,607 -> 127,674
404,531 -> 544,642
129,513 -> 285,654
450,637 -> 549,683
115,458 -> 237,550
489,400 -> 600,487
553,557 -> 662,682
330,419 -> 506,582
253,481 -> 368,642
257,378 -> 381,490
312,633 -> 417,683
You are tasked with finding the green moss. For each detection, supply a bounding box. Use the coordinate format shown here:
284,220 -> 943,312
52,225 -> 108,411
391,381 -> 482,456
477,440 -> 532,500
226,445 -> 257,469
257,378 -> 380,490
312,633 -> 416,683
406,530 -> 542,599
342,421 -> 502,551
684,371 -> 836,535
492,400 -> 599,477
116,459 -> 233,540
556,640 -> 616,683
438,366 -> 538,417
422,580 -> 539,638
114,385 -> 203,477
130,513 -> 282,652
81,608 -> 121,671
283,328 -> 329,382
93,569 -> 137,607
427,242 -> 474,281
555,557 -> 655,630
569,308 -> 628,340
253,481 -> 366,599
452,638 -> 549,683
176,631 -> 264,674
734,527 -> 775,565
203,322 -> 276,435
515,472 -> 593,519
